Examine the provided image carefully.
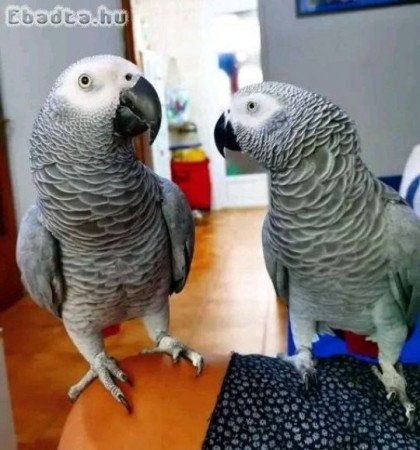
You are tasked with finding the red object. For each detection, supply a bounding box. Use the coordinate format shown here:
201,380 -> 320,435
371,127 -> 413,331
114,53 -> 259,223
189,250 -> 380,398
171,159 -> 211,210
344,331 -> 379,358
102,324 -> 121,338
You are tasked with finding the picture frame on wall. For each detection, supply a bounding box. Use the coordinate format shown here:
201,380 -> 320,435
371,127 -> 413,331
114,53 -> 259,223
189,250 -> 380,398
297,0 -> 420,16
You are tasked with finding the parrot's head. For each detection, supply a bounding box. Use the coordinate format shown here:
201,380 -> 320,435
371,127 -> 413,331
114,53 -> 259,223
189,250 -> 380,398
33,55 -> 161,157
214,81 -> 333,171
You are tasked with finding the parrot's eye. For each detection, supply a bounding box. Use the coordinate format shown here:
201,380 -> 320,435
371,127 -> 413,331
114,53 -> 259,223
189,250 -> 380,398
247,101 -> 258,113
78,74 -> 92,89
125,73 -> 133,81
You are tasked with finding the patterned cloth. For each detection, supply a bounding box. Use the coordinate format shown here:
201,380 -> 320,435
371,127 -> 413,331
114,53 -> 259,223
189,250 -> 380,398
203,354 -> 420,450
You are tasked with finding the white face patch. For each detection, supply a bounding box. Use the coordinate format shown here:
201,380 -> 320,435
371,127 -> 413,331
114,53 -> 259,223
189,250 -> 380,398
54,56 -> 141,113
228,92 -> 284,129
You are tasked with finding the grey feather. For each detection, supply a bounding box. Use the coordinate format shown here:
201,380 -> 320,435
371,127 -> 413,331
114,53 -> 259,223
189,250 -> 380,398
16,204 -> 64,318
385,201 -> 420,327
22,56 -> 178,336
262,216 -> 288,303
159,177 -> 195,294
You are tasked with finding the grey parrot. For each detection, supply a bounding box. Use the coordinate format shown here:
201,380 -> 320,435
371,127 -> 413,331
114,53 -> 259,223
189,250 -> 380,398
16,55 -> 203,411
214,81 -> 420,425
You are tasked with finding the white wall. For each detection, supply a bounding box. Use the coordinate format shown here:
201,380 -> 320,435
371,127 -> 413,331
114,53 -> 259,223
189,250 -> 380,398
259,0 -> 420,177
0,1 -> 124,223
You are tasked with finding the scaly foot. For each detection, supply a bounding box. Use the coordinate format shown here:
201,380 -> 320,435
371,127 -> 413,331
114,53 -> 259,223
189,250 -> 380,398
142,335 -> 204,375
278,347 -> 317,390
372,363 -> 415,427
68,353 -> 132,412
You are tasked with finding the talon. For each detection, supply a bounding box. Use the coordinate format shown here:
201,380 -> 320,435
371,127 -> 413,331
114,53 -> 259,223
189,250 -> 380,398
67,368 -> 97,401
387,391 -> 397,402
121,373 -> 133,386
373,362 -> 416,426
68,388 -> 79,402
172,348 -> 183,363
405,404 -> 415,428
117,393 -> 132,414
195,357 -> 204,376
303,373 -> 310,390
142,336 -> 203,375
303,371 -> 317,391
278,352 -> 316,389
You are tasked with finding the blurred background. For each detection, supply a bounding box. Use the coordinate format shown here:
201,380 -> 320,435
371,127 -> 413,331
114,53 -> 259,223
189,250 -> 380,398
0,0 -> 419,448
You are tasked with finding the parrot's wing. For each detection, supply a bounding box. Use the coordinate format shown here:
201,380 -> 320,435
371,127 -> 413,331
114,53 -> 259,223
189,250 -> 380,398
386,201 -> 420,327
262,216 -> 289,303
16,205 -> 64,317
159,177 -> 195,294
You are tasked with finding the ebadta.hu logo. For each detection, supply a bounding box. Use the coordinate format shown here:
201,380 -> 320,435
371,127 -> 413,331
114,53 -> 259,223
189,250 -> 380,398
4,5 -> 128,27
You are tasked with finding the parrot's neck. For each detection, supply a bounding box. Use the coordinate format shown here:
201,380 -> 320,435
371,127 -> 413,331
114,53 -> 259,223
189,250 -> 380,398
34,140 -> 162,253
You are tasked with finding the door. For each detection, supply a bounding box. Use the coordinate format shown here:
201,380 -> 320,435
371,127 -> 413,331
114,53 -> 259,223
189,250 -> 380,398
0,96 -> 22,310
211,3 -> 269,208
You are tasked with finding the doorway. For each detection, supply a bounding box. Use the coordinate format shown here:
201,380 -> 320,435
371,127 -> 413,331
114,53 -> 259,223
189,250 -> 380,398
0,88 -> 22,310
130,0 -> 268,209
211,3 -> 269,208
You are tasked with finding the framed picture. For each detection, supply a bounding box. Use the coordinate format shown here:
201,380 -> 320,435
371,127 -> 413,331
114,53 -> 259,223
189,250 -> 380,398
297,0 -> 420,16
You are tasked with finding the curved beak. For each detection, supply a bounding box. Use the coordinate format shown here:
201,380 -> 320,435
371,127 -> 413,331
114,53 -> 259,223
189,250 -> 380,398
114,76 -> 162,144
214,113 -> 241,158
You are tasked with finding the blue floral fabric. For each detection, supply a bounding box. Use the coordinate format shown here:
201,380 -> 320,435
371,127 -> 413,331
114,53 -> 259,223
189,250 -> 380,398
203,354 -> 420,449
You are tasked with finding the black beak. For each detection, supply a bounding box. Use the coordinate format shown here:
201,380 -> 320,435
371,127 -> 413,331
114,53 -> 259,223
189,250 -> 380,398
114,76 -> 162,144
214,113 -> 241,158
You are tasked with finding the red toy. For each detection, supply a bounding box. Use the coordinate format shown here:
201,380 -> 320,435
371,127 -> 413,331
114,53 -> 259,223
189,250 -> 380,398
171,159 -> 211,211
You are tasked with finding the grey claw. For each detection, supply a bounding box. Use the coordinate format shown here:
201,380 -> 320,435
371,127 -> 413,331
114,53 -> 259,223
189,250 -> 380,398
195,358 -> 204,376
173,347 -> 184,363
303,371 -> 317,390
121,373 -> 133,386
407,413 -> 414,428
68,393 -> 78,403
407,416 -> 414,428
406,405 -> 415,428
387,391 -> 397,402
117,393 -> 132,414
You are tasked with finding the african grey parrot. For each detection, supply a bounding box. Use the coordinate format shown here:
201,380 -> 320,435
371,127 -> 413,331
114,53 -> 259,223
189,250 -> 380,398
214,81 -> 420,425
16,55 -> 203,411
